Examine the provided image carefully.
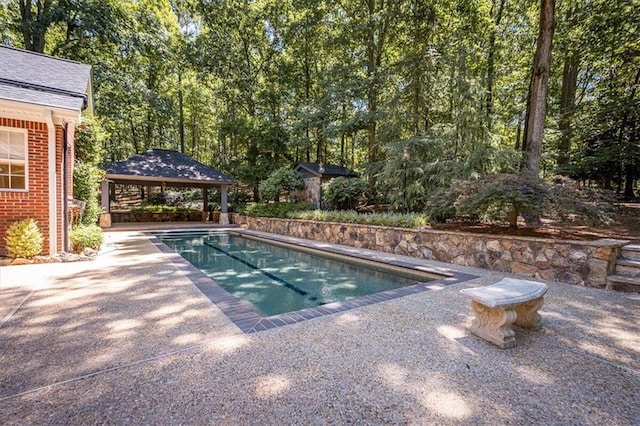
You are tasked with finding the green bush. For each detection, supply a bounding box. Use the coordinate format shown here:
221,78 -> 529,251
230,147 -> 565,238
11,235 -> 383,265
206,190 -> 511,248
323,177 -> 368,210
259,168 -> 304,202
244,202 -> 313,218
290,210 -> 430,228
4,219 -> 43,258
69,224 -> 104,253
426,174 -> 614,229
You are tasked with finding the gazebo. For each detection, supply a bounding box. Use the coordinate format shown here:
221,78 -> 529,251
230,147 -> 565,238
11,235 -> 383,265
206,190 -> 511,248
102,149 -> 235,225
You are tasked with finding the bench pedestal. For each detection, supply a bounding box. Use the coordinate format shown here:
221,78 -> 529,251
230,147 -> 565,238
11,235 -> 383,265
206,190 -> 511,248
461,278 -> 548,349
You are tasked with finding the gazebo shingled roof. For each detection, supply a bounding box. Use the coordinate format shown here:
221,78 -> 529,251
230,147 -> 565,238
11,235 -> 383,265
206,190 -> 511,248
103,149 -> 235,187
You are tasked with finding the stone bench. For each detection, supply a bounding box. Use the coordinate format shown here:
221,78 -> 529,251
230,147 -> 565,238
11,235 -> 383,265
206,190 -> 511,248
460,278 -> 548,348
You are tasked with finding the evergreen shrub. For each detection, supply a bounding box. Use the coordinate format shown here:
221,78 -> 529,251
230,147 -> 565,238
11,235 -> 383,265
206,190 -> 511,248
70,225 -> 104,253
4,219 -> 44,259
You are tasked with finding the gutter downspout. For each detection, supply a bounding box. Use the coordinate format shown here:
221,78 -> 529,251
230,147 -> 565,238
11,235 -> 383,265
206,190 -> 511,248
62,123 -> 69,252
44,110 -> 57,255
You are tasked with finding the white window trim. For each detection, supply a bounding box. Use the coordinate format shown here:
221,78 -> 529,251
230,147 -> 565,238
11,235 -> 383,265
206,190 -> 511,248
0,126 -> 29,192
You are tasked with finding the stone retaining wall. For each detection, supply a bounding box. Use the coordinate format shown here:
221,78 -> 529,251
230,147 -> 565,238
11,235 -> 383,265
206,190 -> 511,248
245,217 -> 629,288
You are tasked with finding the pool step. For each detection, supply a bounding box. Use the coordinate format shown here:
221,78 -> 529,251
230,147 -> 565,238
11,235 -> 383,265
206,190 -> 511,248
615,258 -> 640,277
606,275 -> 640,293
606,244 -> 640,293
621,244 -> 640,261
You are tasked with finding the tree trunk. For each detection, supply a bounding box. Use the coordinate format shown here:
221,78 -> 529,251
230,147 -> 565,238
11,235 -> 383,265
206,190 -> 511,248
178,74 -> 185,153
624,164 -> 635,197
523,0 -> 556,178
486,0 -> 506,129
19,0 -> 52,53
557,51 -> 579,168
619,69 -> 640,196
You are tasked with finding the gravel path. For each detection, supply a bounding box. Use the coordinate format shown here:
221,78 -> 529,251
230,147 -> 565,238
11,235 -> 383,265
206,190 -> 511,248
1,231 -> 638,425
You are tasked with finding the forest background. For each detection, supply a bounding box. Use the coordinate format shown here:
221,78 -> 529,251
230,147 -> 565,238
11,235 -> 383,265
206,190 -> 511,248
1,0 -> 638,211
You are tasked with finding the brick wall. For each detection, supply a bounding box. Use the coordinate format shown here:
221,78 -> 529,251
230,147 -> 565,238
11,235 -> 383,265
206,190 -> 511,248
0,117 -> 66,256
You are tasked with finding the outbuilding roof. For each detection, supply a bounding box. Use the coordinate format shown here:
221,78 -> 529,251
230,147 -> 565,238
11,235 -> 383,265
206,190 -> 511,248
0,46 -> 92,112
295,162 -> 358,178
103,149 -> 235,187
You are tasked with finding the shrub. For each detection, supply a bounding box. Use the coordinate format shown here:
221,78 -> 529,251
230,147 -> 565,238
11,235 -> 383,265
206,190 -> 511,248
244,202 -> 313,218
69,224 -> 104,253
323,177 -> 368,210
259,168 -> 304,202
4,219 -> 43,258
290,210 -> 430,228
426,174 -> 614,229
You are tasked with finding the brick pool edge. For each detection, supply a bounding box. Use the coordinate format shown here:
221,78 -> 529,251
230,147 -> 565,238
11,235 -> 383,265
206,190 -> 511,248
244,217 -> 630,288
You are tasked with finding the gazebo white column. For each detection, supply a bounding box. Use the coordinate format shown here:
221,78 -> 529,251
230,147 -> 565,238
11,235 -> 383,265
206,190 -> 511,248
219,185 -> 229,225
99,180 -> 112,227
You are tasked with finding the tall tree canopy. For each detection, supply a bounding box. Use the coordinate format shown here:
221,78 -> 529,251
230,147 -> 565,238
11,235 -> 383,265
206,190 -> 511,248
2,0 -> 637,203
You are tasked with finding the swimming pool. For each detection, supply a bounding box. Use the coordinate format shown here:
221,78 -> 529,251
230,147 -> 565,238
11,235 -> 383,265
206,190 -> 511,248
158,230 -> 433,316
154,230 -> 474,332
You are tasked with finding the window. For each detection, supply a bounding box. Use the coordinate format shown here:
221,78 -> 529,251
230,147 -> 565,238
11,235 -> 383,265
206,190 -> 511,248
0,127 -> 27,191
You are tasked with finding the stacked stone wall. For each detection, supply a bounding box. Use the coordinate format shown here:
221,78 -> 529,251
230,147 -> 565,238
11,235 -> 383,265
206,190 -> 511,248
245,217 -> 628,287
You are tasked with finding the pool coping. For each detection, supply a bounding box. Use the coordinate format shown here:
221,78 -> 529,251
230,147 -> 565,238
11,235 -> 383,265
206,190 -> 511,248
150,229 -> 477,333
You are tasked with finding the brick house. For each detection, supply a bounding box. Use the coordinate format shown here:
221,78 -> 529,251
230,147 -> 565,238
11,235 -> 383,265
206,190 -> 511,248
0,46 -> 92,255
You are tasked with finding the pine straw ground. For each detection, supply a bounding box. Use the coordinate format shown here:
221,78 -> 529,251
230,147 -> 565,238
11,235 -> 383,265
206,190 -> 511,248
430,202 -> 639,242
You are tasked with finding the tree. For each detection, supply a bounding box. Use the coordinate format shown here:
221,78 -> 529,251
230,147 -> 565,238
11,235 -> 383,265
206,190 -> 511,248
74,117 -> 107,225
522,0 -> 556,177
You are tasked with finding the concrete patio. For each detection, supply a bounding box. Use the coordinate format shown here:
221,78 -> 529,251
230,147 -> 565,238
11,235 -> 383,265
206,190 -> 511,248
0,231 -> 638,424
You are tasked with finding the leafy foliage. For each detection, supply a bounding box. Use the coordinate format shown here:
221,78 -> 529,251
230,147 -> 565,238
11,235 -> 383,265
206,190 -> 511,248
4,0 -> 637,207
259,168 -> 304,202
73,162 -> 104,226
290,210 -> 429,228
426,174 -> 614,229
322,177 -> 368,210
69,225 -> 104,253
73,118 -> 106,225
4,219 -> 43,259
244,202 -> 313,218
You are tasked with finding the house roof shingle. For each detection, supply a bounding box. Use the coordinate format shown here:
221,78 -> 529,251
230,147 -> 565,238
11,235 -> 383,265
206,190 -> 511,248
0,46 -> 91,111
104,149 -> 235,186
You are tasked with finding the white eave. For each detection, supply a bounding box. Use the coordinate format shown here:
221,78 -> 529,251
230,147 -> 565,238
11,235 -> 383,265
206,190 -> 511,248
0,97 -> 82,124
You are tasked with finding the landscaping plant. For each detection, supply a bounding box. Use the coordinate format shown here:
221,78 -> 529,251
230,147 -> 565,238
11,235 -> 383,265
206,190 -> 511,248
290,210 -> 429,228
244,202 -> 313,218
426,174 -> 614,229
4,219 -> 44,259
69,224 -> 104,253
259,168 -> 304,202
322,177 -> 368,210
